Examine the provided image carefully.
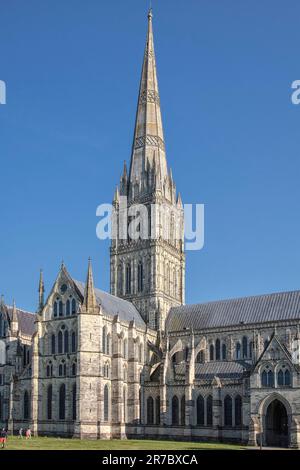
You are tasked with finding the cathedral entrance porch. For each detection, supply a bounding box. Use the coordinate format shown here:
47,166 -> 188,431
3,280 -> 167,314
265,399 -> 289,447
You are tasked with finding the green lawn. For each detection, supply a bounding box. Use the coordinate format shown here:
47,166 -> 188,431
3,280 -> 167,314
2,436 -> 246,450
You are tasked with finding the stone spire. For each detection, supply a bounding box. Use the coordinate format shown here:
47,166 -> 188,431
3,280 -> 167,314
82,258 -> 97,312
38,269 -> 45,313
11,299 -> 19,335
129,9 -> 168,191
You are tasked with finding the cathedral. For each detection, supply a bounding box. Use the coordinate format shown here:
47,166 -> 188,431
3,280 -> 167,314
1,10 -> 300,448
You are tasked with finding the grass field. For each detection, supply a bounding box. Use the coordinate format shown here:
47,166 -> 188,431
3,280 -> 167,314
1,436 -> 246,450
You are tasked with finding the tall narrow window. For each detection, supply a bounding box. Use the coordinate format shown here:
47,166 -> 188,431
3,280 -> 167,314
147,396 -> 154,425
222,343 -> 227,360
224,395 -> 232,426
180,396 -> 185,425
71,332 -> 76,353
235,395 -> 242,426
197,395 -> 204,426
59,301 -> 63,317
155,396 -> 160,425
64,330 -> 69,353
106,334 -> 111,355
0,393 -> 2,420
66,300 -> 70,316
51,334 -> 55,354
71,299 -> 76,314
102,327 -> 107,354
126,264 -> 131,294
47,385 -> 52,420
215,339 -> 221,360
206,395 -> 213,426
138,262 -> 143,293
24,390 -> 30,420
104,385 -> 109,422
285,369 -> 291,386
209,344 -> 214,361
172,396 -> 179,425
59,384 -> 66,420
242,336 -> 248,359
53,302 -> 58,317
249,341 -> 254,359
278,369 -> 284,386
72,384 -> 76,420
58,331 -> 63,354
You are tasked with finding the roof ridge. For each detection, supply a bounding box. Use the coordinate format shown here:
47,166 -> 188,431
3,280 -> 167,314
171,288 -> 300,310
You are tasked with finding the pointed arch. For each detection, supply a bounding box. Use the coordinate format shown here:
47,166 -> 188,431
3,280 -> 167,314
224,395 -> 233,426
104,384 -> 109,422
23,390 -> 30,420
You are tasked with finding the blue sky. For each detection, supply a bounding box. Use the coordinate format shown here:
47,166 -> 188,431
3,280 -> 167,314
1,0 -> 300,312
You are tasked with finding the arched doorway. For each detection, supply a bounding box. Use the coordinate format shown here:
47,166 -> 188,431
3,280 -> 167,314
265,399 -> 289,447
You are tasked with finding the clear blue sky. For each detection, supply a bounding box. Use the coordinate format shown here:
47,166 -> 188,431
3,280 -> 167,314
1,0 -> 300,313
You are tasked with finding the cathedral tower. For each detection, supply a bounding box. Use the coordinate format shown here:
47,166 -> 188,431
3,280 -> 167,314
110,10 -> 185,330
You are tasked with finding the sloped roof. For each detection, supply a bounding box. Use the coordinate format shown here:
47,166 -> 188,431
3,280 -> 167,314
74,281 -> 145,328
167,290 -> 300,332
6,307 -> 35,336
174,361 -> 250,380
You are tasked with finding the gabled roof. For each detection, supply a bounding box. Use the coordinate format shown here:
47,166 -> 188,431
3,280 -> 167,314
74,281 -> 145,328
167,290 -> 300,332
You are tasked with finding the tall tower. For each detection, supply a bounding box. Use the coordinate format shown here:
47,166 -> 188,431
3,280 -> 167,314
110,10 -> 185,330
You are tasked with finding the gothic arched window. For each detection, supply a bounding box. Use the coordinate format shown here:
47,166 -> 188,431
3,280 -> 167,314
71,332 -> 76,353
235,395 -> 242,426
278,368 -> 291,386
24,390 -> 30,420
58,331 -> 63,354
72,362 -> 77,376
51,334 -> 55,354
222,343 -> 227,360
242,336 -> 248,358
236,342 -> 241,360
206,395 -> 213,426
126,264 -> 131,294
104,384 -> 109,422
71,299 -> 76,314
215,339 -> 221,360
53,302 -> 58,317
156,396 -> 160,425
224,395 -> 232,426
209,344 -> 214,361
196,351 -> 204,363
196,395 -> 204,426
59,301 -> 63,317
47,385 -> 52,420
66,300 -> 70,316
59,384 -> 66,420
138,262 -> 143,293
147,396 -> 154,425
285,369 -> 291,386
106,334 -> 111,355
249,341 -> 254,359
172,396 -> 179,426
72,384 -> 76,421
180,396 -> 185,425
64,330 -> 69,353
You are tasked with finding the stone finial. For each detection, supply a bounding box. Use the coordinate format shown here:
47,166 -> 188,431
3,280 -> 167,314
38,269 -> 45,313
